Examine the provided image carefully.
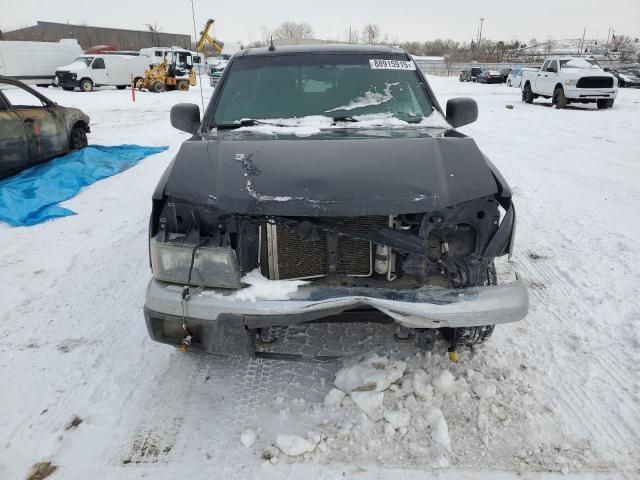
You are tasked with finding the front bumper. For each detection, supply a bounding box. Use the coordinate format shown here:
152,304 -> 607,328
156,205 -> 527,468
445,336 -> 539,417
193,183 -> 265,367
564,87 -> 617,100
144,277 -> 529,332
54,77 -> 79,89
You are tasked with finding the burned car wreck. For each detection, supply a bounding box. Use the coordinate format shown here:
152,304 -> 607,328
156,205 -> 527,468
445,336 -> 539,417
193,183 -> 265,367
144,45 -> 528,357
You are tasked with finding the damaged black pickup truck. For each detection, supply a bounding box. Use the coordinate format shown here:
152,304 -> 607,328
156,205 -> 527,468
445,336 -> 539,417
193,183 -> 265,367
144,44 -> 528,357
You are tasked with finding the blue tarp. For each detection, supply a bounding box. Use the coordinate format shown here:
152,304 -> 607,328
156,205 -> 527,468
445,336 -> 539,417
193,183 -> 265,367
0,145 -> 168,227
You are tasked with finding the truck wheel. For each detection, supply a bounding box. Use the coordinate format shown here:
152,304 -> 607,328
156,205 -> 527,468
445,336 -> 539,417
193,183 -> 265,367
597,99 -> 614,109
177,80 -> 189,91
79,79 -> 93,92
150,80 -> 166,93
116,85 -> 127,90
69,124 -> 88,150
522,83 -> 534,103
442,325 -> 496,347
440,263 -> 497,347
553,86 -> 568,109
134,77 -> 143,89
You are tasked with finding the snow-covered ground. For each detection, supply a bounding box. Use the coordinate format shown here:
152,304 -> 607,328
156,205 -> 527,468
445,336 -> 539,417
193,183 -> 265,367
1,77 -> 639,479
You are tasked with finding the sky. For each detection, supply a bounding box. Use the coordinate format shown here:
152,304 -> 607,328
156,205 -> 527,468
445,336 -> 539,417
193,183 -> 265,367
1,0 -> 639,45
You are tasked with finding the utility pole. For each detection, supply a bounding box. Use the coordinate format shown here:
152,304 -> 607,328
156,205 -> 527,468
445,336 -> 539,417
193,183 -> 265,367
478,18 -> 485,46
477,18 -> 485,61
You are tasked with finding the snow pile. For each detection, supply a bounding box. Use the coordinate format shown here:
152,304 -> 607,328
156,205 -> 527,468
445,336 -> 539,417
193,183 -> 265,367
334,353 -> 406,393
325,82 -> 399,112
233,111 -> 450,137
240,429 -> 258,448
247,346 -> 593,472
234,269 -> 307,302
275,434 -> 317,456
563,58 -> 600,70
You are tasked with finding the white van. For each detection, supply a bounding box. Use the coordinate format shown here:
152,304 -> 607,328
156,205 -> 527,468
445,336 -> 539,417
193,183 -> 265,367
139,47 -> 194,69
0,39 -> 82,86
54,54 -> 149,92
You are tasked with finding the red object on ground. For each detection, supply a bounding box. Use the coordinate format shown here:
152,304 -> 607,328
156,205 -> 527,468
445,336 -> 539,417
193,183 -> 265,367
131,78 -> 136,102
84,45 -> 118,54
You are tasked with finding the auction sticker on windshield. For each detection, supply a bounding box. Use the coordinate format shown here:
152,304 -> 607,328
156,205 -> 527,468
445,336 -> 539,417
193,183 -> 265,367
369,59 -> 416,70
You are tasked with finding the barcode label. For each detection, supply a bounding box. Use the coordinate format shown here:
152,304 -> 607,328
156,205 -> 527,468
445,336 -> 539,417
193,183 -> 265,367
369,59 -> 416,70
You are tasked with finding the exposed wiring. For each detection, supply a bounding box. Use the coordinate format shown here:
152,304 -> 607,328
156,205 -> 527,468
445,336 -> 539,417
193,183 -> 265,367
179,237 -> 205,352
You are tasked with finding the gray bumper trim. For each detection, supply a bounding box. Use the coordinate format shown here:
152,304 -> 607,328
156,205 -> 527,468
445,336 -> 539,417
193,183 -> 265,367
144,278 -> 529,329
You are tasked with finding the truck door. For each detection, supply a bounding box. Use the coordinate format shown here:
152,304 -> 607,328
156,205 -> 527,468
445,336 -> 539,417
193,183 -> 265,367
537,60 -> 556,95
90,57 -> 108,86
0,91 -> 30,178
545,60 -> 560,95
1,82 -> 67,164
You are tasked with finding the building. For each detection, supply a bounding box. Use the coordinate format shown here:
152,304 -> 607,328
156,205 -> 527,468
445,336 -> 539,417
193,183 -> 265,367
3,21 -> 192,51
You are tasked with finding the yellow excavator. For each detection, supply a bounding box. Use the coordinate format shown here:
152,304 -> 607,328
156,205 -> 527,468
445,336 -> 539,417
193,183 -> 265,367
137,54 -> 197,93
136,19 -> 222,93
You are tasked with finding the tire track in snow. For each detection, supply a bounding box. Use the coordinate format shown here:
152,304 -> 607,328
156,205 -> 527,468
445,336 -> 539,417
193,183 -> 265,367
512,253 -> 640,474
122,353 -> 210,464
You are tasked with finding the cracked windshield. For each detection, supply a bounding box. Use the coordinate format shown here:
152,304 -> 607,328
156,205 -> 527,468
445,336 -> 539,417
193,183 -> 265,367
212,54 -> 435,127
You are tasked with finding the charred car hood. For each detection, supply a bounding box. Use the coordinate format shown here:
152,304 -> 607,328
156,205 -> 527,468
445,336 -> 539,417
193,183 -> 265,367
163,133 -> 499,216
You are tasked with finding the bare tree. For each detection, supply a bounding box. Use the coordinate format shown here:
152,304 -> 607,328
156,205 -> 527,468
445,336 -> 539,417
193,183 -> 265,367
362,23 -> 381,44
544,37 -> 556,56
145,23 -> 162,47
612,34 -> 636,62
344,26 -> 359,44
273,21 -> 314,40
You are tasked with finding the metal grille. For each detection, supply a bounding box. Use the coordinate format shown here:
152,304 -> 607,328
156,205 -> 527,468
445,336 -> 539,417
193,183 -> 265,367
55,71 -> 75,82
267,217 -> 388,280
576,76 -> 614,88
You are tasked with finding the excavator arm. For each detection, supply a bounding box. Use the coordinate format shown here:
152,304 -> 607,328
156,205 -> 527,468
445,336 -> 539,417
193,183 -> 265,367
196,19 -> 223,54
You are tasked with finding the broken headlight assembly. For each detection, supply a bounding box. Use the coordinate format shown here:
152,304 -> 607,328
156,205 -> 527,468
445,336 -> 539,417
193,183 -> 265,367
150,238 -> 242,289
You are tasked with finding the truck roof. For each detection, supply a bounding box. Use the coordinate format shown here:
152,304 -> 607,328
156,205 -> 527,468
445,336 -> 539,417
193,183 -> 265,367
238,43 -> 407,57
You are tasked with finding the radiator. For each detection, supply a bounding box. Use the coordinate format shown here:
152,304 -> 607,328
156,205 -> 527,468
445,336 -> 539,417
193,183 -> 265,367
266,217 -> 388,280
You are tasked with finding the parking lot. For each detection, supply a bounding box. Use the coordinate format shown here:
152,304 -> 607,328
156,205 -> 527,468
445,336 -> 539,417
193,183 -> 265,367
1,76 -> 639,479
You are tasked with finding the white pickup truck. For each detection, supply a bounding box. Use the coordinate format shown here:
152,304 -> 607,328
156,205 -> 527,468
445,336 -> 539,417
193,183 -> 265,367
521,57 -> 618,109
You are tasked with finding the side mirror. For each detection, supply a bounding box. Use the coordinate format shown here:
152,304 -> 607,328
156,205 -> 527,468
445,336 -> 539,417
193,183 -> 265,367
446,97 -> 478,128
170,103 -> 201,134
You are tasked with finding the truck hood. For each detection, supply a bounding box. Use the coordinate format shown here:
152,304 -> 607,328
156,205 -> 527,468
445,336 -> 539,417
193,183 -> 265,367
163,132 -> 499,216
561,69 -> 615,80
56,61 -> 88,73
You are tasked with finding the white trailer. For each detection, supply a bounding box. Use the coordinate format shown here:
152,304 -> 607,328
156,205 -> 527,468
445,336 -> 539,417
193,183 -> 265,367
0,39 -> 82,86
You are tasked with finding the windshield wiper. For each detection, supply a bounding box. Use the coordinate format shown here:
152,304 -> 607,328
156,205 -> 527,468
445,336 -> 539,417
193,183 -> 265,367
331,115 -> 359,123
215,119 -> 290,130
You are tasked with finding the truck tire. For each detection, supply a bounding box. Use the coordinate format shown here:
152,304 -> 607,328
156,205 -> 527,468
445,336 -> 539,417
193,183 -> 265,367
79,78 -> 93,92
440,263 -> 497,347
177,80 -> 189,91
116,85 -> 127,90
150,80 -> 166,93
597,99 -> 614,109
442,325 -> 496,347
553,86 -> 568,109
522,83 -> 534,103
69,124 -> 88,150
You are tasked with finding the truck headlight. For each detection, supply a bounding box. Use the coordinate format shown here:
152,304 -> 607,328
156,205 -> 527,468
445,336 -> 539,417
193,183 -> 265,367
150,239 -> 242,288
564,79 -> 577,86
